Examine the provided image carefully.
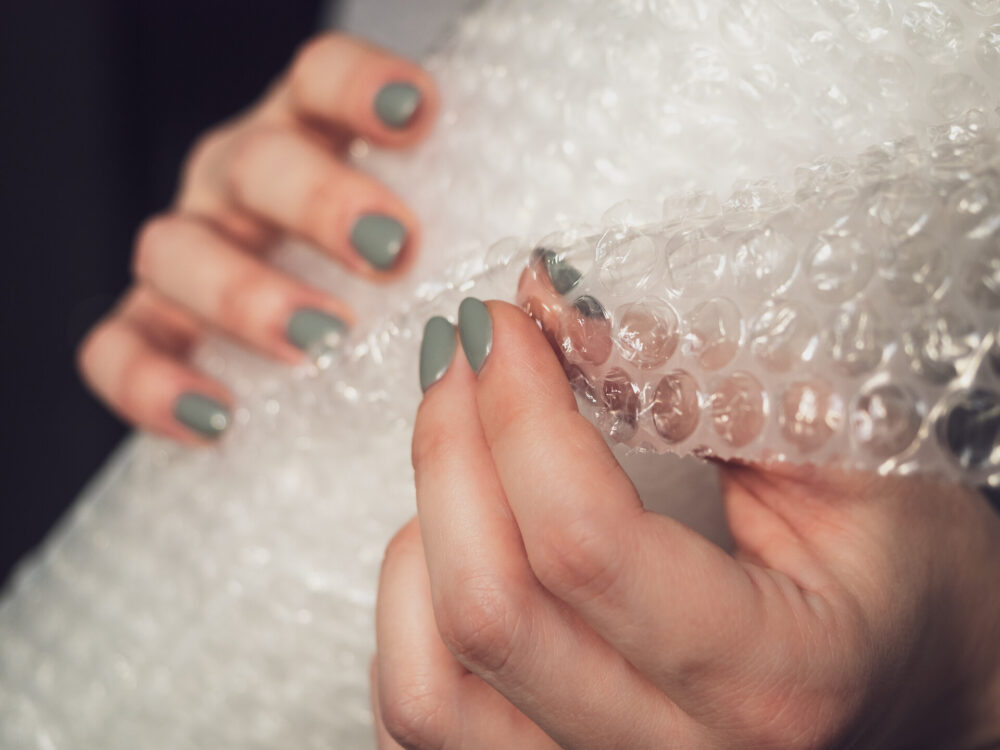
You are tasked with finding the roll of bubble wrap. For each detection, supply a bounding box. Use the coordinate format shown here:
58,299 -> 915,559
2,0 -> 1000,747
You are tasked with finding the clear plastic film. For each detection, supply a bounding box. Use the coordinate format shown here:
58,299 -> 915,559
514,117 -> 1000,484
3,0 -> 1000,747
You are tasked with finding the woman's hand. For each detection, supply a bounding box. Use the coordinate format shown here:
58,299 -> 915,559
373,300 -> 1000,749
78,34 -> 438,443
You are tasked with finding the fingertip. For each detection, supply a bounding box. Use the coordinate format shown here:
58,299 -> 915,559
368,70 -> 441,146
479,300 -> 577,410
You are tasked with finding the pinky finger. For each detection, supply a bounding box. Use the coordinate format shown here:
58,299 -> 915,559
78,311 -> 233,444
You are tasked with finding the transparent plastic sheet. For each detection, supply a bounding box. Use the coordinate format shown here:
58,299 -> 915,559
2,0 -> 1000,746
515,122 -> 1000,483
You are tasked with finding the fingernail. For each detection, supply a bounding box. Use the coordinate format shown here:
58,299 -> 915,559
419,316 -> 457,392
458,297 -> 493,374
573,295 -> 608,319
173,392 -> 230,439
542,249 -> 582,295
286,308 -> 348,352
351,213 -> 407,270
374,81 -> 422,129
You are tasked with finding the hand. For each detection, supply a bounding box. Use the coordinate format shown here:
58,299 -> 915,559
373,300 -> 1000,749
78,34 -> 439,443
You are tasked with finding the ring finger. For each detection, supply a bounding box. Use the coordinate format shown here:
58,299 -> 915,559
133,213 -> 355,361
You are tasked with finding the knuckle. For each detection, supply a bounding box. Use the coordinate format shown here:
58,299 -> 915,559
75,318 -> 112,381
437,577 -> 520,675
531,514 -> 621,602
225,126 -> 286,200
380,681 -> 448,750
381,522 -> 421,572
116,350 -> 154,418
215,266 -> 268,336
289,33 -> 343,90
181,125 -> 231,187
132,214 -> 180,279
410,407 -> 452,476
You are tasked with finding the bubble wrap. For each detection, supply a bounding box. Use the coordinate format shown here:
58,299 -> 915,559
515,119 -> 1000,482
2,0 -> 1000,747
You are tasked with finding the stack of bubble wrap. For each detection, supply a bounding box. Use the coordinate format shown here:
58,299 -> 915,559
2,0 -> 999,747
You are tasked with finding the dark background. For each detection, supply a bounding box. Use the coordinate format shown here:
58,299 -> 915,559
0,1 -> 329,586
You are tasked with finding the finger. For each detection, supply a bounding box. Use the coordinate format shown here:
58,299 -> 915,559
412,323 -> 707,748
281,33 -> 439,147
133,213 -> 354,362
77,296 -> 232,444
224,126 -> 418,277
467,299 -> 764,702
370,659 -> 405,750
376,521 -> 559,750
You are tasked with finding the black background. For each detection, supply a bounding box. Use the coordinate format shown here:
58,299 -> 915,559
0,1 -> 327,586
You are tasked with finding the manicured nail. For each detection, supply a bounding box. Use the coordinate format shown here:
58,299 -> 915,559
573,295 -> 608,319
351,213 -> 407,270
542,249 -> 582,295
458,297 -> 493,374
173,392 -> 230,439
374,81 -> 422,129
419,316 -> 457,392
286,308 -> 348,352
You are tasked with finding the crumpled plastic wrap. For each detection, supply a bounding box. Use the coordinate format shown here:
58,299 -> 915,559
2,0 -> 999,747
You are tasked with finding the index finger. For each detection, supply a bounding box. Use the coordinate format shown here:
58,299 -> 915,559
463,299 -> 764,703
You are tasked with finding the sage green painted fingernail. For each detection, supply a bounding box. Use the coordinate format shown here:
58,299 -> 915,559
286,308 -> 348,352
542,248 -> 582,295
174,393 -> 230,439
374,81 -> 422,129
351,213 -> 407,270
573,294 -> 608,320
419,316 -> 457,392
458,297 -> 492,374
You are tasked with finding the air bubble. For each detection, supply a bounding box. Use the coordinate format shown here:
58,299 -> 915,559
903,310 -> 981,382
596,229 -> 662,294
963,0 -> 1000,14
711,372 -> 767,447
686,297 -> 743,370
749,301 -> 818,372
614,300 -> 680,369
651,371 -> 701,443
928,73 -> 990,120
902,2 -> 965,66
805,233 -> 874,302
877,231 -> 947,306
825,302 -> 888,376
719,0 -> 771,53
854,52 -> 915,111
976,25 -> 1000,78
779,380 -> 844,452
822,0 -> 893,43
599,368 -> 641,442
563,295 -> 614,365
962,240 -> 1000,308
936,389 -> 1000,471
665,229 -> 727,296
852,382 -> 922,459
729,221 -> 799,294
947,170 -> 1000,237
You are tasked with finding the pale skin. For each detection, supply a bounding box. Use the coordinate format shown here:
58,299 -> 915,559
374,301 -> 1000,750
77,34 -> 439,443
